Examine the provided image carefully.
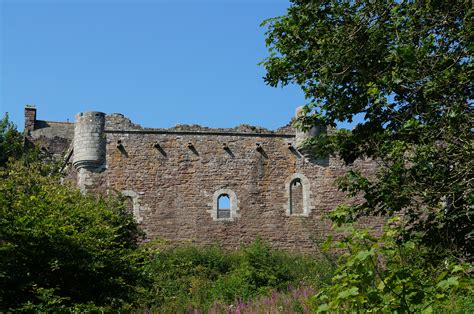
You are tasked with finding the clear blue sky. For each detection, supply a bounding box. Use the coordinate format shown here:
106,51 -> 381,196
1,0 -> 309,131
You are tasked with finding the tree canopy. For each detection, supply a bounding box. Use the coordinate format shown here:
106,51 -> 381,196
0,161 -> 145,311
262,0 -> 472,257
0,113 -> 24,167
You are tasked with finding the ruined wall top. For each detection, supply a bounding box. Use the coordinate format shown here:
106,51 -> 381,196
25,106 -> 299,138
23,105 -> 325,162
104,112 -> 296,136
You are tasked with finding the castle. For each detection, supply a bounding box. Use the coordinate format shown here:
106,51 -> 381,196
24,105 -> 379,251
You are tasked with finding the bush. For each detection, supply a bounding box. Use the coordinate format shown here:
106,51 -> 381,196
141,239 -> 334,312
142,244 -> 233,311
312,217 -> 473,313
0,161 -> 146,311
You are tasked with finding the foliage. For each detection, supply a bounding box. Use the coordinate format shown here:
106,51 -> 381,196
141,239 -> 334,312
0,112 -> 49,170
0,113 -> 24,167
312,217 -> 473,312
262,0 -> 472,257
0,161 -> 146,311
262,1 -> 473,311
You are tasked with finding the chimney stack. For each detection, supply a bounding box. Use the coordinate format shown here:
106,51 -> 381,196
24,105 -> 37,135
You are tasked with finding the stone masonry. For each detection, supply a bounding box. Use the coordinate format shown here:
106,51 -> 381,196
25,106 -> 381,251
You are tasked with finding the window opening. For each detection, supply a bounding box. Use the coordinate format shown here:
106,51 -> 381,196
124,196 -> 134,212
217,194 -> 231,219
290,178 -> 304,215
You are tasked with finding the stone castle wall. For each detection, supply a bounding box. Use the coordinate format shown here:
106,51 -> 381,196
25,107 -> 381,251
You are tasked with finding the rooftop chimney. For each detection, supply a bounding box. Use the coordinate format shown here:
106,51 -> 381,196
24,105 -> 37,135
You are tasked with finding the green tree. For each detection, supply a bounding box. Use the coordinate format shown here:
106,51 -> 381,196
0,113 -> 24,167
0,161 -> 145,311
262,0 -> 472,257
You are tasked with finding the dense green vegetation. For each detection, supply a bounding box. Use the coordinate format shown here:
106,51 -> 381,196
312,218 -> 473,312
0,164 -> 145,311
141,240 -> 334,312
0,114 -> 24,167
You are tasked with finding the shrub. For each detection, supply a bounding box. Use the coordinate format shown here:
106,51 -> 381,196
142,244 -> 233,311
141,239 -> 334,312
312,217 -> 473,312
0,161 -> 146,311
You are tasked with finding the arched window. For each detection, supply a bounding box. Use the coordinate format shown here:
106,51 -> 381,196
209,189 -> 240,221
217,194 -> 230,218
124,196 -> 134,212
290,178 -> 303,215
121,190 -> 143,223
285,174 -> 312,216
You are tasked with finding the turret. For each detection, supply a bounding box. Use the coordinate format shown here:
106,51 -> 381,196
294,106 -> 327,148
73,111 -> 106,171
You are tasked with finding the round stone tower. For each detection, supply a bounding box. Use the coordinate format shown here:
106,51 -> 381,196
73,111 -> 106,192
295,106 -> 327,148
